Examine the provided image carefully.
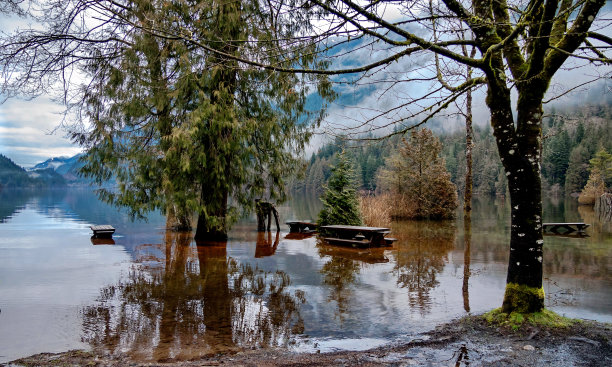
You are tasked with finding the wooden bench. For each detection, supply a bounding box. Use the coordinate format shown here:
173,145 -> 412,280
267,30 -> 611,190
90,225 -> 115,238
324,237 -> 371,248
319,225 -> 395,247
318,245 -> 390,264
543,222 -> 589,234
286,221 -> 318,233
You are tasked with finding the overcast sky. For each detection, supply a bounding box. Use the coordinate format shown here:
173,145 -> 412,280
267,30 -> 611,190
1,2 -> 610,168
0,96 -> 82,167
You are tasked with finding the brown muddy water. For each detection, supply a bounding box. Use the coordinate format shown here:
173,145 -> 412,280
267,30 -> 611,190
0,189 -> 611,363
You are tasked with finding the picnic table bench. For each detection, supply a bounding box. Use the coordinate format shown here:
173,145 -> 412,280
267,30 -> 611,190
90,225 -> 115,238
543,222 -> 589,234
286,221 -> 318,233
319,225 -> 396,248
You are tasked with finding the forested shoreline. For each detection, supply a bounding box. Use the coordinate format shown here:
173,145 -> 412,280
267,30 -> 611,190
291,100 -> 612,198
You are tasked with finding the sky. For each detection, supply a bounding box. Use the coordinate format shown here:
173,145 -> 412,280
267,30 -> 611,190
0,2 -> 610,168
0,96 -> 82,167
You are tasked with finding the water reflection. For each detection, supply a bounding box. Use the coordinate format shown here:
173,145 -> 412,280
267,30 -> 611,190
463,219 -> 472,313
255,231 -> 280,258
318,242 -> 362,321
579,205 -> 612,235
82,230 -> 304,362
1,190 -> 611,363
0,189 -> 31,222
391,221 -> 457,312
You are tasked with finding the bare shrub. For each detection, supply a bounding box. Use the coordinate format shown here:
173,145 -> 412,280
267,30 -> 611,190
359,194 -> 391,227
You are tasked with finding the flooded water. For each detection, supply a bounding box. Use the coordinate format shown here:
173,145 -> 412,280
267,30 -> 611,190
0,189 -> 611,363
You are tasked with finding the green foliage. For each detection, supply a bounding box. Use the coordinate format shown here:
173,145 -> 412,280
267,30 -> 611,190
318,151 -> 362,227
72,0 -> 332,237
589,148 -> 612,186
579,148 -> 612,205
0,154 -> 66,188
378,128 -> 458,219
543,130 -> 570,187
565,145 -> 592,195
484,308 -> 576,331
293,102 -> 612,200
501,283 -> 545,314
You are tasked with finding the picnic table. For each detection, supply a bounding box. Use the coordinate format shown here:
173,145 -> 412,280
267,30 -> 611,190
90,225 -> 115,238
543,222 -> 589,234
286,221 -> 318,233
319,225 -> 396,248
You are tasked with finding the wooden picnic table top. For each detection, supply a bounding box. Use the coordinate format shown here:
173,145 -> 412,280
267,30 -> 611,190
320,225 -> 390,233
543,222 -> 588,226
90,225 -> 115,231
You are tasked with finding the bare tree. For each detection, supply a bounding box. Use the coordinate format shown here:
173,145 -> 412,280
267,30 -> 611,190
2,0 -> 611,313
164,0 -> 610,313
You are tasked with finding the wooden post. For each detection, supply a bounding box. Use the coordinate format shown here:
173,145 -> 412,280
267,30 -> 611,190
255,200 -> 280,232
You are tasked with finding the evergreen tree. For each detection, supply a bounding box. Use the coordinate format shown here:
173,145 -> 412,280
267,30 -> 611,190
546,130 -> 570,186
565,145 -> 592,195
378,128 -> 458,219
579,148 -> 612,205
71,0 -> 332,240
318,151 -> 362,227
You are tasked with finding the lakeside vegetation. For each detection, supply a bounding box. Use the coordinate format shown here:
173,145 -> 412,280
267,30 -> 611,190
291,100 -> 612,199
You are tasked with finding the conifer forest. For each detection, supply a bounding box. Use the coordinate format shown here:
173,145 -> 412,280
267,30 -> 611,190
1,1 -> 612,365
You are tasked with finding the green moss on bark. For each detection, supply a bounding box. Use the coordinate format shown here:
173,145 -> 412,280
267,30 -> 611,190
484,308 -> 577,331
502,282 -> 545,313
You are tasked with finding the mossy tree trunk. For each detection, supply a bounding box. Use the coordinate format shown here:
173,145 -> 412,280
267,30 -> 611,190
458,0 -> 608,314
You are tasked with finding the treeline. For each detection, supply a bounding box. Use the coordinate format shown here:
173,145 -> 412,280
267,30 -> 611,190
0,154 -> 66,189
291,102 -> 612,197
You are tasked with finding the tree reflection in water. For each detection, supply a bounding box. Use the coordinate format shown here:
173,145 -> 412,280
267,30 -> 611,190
317,241 -> 362,322
82,230 -> 304,362
463,218 -> 472,313
391,221 -> 457,312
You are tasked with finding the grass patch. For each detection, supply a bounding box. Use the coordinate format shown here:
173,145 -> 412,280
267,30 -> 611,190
12,350 -> 97,367
484,308 -> 578,331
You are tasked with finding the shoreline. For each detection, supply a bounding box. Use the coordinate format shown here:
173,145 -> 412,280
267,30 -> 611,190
5,315 -> 612,366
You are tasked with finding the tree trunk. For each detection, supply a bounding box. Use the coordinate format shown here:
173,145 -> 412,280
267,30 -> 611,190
464,80 -> 473,221
166,204 -> 192,231
486,77 -> 545,313
502,165 -> 544,313
462,217 -> 471,313
195,186 -> 229,242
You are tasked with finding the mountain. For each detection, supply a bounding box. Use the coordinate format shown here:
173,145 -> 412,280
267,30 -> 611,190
0,154 -> 66,188
30,153 -> 87,182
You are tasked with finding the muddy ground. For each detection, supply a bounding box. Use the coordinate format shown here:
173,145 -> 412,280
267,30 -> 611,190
4,316 -> 612,367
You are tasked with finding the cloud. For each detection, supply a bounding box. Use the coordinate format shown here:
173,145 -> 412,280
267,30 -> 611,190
0,97 -> 81,167
315,29 -> 612,140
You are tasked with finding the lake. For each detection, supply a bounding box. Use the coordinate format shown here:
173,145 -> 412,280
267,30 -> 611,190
0,189 -> 611,363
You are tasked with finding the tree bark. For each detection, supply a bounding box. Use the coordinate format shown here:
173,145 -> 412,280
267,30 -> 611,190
462,217 -> 471,313
195,186 -> 229,242
487,80 -> 545,313
464,81 -> 474,220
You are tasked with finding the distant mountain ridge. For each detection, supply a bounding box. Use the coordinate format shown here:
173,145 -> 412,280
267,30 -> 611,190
0,154 -> 66,188
0,152 -> 96,188
30,153 -> 87,183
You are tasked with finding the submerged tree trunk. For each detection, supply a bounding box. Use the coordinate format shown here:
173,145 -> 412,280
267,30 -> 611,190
195,187 -> 229,242
166,205 -> 192,231
255,200 -> 280,232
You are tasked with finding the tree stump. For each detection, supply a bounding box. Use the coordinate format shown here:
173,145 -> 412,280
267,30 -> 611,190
255,200 -> 280,232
